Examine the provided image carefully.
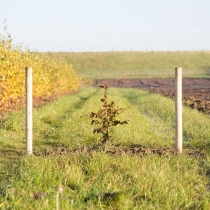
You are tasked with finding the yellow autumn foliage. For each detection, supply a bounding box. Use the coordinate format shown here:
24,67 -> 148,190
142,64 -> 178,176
0,26 -> 80,112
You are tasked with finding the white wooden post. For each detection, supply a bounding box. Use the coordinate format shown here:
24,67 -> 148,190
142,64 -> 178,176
25,67 -> 33,155
175,67 -> 182,153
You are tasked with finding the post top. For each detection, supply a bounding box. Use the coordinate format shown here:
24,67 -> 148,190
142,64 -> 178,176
25,67 -> 33,70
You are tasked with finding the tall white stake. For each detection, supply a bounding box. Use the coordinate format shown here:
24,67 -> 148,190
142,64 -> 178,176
25,67 -> 33,155
175,67 -> 182,153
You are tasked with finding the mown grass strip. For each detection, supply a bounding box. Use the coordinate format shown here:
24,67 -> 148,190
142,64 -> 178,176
0,88 -> 210,209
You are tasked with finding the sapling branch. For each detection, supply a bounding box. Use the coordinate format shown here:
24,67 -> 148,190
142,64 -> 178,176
90,85 -> 129,145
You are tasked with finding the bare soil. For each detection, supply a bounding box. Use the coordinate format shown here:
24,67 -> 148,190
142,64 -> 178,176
33,145 -> 204,158
93,78 -> 210,114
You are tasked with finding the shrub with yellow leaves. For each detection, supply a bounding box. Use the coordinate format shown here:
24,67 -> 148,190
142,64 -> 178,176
0,22 -> 80,113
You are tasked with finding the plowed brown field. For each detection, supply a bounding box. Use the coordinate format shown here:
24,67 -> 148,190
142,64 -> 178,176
93,78 -> 210,114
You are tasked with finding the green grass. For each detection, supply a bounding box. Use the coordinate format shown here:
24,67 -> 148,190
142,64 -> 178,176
49,51 -> 210,79
1,88 -> 210,209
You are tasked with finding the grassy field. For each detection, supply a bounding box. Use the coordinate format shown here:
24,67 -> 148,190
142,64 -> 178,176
50,51 -> 210,79
1,87 -> 210,209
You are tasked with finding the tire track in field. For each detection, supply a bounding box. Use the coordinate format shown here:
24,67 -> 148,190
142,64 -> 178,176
38,89 -> 98,146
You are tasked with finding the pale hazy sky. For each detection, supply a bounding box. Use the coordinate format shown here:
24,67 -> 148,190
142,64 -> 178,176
0,0 -> 210,52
